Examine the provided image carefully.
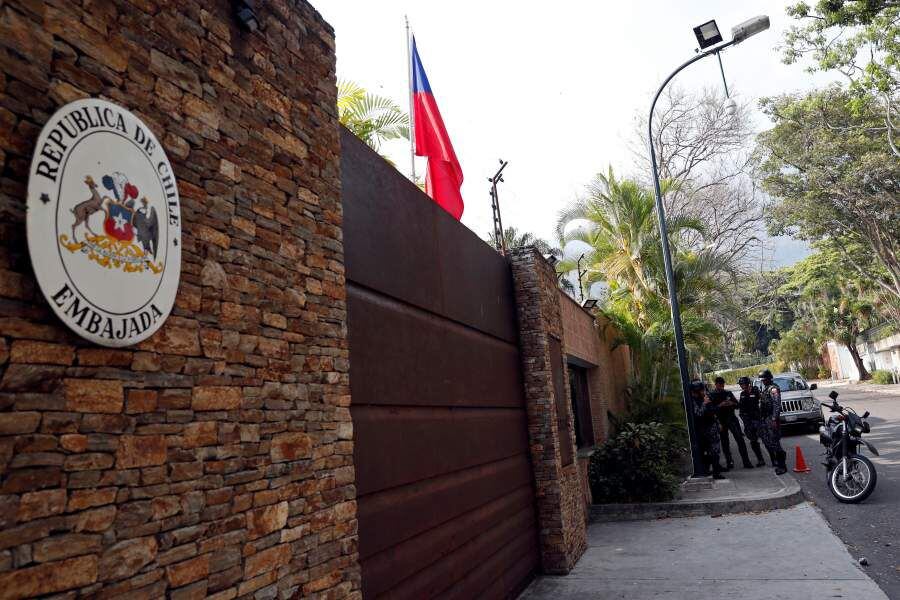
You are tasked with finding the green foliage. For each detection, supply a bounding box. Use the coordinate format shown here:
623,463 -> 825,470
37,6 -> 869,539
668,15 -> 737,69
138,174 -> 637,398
772,245 -> 882,379
769,325 -> 820,372
711,363 -> 781,385
337,80 -> 409,152
589,422 -> 683,504
556,168 -> 735,361
872,370 -> 896,384
755,86 -> 900,308
783,1 -> 900,157
818,366 -> 831,379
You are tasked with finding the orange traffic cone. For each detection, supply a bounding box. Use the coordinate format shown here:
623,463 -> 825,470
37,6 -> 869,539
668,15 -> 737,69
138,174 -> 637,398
793,445 -> 812,473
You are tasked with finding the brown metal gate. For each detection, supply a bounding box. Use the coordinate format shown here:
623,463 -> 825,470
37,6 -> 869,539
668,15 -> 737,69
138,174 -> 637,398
341,129 -> 540,598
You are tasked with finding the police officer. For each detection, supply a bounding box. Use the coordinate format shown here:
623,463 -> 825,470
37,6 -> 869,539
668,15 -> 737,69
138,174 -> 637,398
737,376 -> 767,467
758,370 -> 787,475
690,380 -> 724,479
709,376 -> 753,470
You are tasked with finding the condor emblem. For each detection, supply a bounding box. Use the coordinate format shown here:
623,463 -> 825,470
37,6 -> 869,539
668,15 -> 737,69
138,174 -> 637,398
27,98 -> 181,347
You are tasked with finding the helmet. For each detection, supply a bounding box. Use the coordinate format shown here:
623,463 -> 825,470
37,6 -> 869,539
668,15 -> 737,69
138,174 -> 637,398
689,380 -> 706,392
758,369 -> 773,380
738,376 -> 751,386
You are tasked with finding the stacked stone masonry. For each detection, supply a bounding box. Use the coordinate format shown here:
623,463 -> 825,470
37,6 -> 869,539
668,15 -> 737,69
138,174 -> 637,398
509,248 -> 587,574
0,1 -> 360,599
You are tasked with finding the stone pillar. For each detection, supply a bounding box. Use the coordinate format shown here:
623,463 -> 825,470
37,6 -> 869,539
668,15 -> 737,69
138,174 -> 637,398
509,247 -> 587,574
0,2 -> 360,599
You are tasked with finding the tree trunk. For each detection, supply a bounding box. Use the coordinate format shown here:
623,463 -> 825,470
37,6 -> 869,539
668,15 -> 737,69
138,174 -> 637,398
845,342 -> 871,381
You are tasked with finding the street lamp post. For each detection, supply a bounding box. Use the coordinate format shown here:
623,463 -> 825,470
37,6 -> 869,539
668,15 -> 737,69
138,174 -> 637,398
648,16 -> 769,477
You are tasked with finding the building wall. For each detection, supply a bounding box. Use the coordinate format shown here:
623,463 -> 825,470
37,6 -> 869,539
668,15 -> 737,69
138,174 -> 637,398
0,2 -> 360,598
558,293 -> 631,445
510,248 -> 586,574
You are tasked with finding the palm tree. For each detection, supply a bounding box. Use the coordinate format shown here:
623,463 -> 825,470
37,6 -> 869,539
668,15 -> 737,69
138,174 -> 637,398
556,167 -> 709,326
337,80 -> 409,152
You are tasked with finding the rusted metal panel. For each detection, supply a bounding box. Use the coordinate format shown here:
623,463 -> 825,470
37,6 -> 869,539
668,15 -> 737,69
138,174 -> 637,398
356,454 -> 533,559
342,127 -> 539,599
352,404 -> 530,495
347,283 -> 525,409
363,486 -> 537,598
341,129 -> 518,344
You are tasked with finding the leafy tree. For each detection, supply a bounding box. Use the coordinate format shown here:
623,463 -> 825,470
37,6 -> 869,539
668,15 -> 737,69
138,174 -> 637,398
783,1 -> 900,156
337,80 -> 409,152
769,323 -> 820,373
558,168 -> 742,414
755,86 -> 900,305
776,245 -> 881,379
556,168 -> 712,325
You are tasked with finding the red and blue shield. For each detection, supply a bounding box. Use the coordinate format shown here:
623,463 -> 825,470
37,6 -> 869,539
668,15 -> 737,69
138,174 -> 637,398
104,201 -> 135,242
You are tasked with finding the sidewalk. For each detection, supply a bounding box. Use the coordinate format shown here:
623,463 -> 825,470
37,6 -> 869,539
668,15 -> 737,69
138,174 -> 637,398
520,503 -> 889,600
591,464 -> 803,522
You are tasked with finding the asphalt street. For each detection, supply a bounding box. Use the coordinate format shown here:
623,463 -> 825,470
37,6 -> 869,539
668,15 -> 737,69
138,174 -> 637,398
766,382 -> 900,599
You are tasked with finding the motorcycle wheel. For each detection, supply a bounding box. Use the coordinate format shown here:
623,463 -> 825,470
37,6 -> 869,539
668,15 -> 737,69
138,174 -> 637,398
827,454 -> 877,504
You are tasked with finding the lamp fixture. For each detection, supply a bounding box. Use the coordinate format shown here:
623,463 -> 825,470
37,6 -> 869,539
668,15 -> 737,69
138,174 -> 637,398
582,298 -> 598,310
693,20 -> 722,49
233,0 -> 259,32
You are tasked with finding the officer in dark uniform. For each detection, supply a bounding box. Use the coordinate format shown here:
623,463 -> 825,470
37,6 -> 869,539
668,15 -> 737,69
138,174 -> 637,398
758,370 -> 787,475
690,380 -> 724,479
709,376 -> 753,469
737,376 -> 767,467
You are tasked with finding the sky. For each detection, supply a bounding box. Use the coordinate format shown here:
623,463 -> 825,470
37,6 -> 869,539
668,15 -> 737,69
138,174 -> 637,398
317,1 -> 840,268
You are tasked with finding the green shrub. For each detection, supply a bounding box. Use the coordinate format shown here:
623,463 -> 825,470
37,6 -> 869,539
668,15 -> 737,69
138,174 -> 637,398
817,367 -> 830,380
799,365 -> 819,381
708,363 -> 779,385
871,370 -> 896,385
589,422 -> 682,503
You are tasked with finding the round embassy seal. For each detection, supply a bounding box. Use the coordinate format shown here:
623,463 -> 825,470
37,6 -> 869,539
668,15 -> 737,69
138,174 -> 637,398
27,98 -> 181,347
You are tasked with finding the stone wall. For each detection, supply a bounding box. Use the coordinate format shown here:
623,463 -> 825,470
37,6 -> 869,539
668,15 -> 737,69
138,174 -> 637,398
0,2 -> 360,598
509,248 -> 586,574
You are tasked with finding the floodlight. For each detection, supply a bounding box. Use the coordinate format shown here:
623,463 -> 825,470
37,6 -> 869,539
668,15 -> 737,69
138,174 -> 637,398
693,20 -> 722,49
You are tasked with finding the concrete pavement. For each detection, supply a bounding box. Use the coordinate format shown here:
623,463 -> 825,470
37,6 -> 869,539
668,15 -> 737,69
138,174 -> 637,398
520,503 -> 889,600
787,381 -> 900,598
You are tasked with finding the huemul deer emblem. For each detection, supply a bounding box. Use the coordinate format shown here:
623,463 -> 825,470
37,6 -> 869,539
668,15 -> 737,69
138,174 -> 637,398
71,175 -> 105,241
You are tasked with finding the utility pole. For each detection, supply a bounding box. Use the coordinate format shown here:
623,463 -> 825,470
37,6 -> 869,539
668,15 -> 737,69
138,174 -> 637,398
489,159 -> 508,255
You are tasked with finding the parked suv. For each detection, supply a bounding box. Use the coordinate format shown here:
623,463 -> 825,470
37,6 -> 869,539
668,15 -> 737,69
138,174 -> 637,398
753,372 -> 824,431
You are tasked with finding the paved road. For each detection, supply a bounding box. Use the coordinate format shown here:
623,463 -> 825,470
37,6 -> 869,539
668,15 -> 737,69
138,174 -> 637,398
780,382 -> 900,599
521,504 -> 887,600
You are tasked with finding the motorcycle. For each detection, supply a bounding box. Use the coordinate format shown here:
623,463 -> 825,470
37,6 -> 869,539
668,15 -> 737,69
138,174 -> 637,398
819,390 -> 879,503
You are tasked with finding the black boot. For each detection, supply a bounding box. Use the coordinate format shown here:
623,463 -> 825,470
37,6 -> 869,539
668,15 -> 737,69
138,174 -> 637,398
751,441 -> 765,467
774,450 -> 787,475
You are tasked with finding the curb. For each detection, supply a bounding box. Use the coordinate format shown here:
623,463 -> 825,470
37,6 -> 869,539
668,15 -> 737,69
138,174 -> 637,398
589,473 -> 804,522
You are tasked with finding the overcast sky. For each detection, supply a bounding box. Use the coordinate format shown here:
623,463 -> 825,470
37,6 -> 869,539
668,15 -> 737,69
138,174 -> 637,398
318,1 -> 840,268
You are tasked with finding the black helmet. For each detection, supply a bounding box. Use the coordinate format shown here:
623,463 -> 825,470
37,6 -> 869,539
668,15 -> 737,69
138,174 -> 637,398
738,376 -> 751,386
758,369 -> 773,380
689,380 -> 706,392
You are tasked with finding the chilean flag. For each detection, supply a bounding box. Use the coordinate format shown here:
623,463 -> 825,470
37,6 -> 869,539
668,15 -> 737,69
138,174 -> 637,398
411,37 -> 464,220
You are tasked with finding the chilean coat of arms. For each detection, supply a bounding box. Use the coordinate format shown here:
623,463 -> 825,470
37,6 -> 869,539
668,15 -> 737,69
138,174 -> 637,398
26,98 -> 181,347
59,171 -> 162,273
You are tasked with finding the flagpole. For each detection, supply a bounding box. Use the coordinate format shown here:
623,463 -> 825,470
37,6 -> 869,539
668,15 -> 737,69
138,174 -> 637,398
405,15 -> 416,182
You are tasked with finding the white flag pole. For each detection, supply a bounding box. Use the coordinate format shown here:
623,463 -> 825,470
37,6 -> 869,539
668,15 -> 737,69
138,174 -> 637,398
405,16 -> 416,182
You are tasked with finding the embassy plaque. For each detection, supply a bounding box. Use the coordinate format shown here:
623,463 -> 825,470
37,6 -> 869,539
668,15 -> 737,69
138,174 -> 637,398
26,98 -> 182,347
